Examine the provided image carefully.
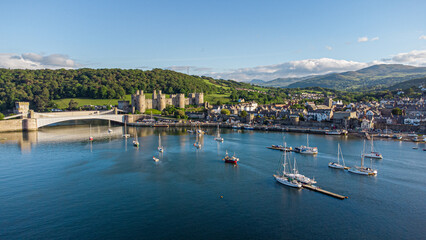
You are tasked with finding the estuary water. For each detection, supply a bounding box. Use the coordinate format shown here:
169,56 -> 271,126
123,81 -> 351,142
1,124 -> 425,239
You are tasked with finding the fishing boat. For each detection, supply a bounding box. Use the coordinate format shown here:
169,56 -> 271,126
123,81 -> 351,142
348,141 -> 378,176
193,132 -> 201,149
153,156 -> 159,162
392,134 -> 402,140
273,143 -> 302,188
133,130 -> 140,147
328,143 -> 349,170
243,124 -> 254,130
122,122 -> 130,138
363,136 -> 383,159
223,150 -> 239,164
107,120 -> 113,133
267,145 -> 292,151
89,124 -> 94,141
286,157 -> 317,185
295,135 -> 318,154
157,134 -> 164,152
326,130 -> 341,135
214,125 -> 224,142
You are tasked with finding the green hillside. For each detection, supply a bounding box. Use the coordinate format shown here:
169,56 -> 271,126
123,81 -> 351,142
287,64 -> 426,90
387,77 -> 426,90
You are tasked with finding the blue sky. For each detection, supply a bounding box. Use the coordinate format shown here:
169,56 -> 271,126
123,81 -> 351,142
1,0 -> 425,81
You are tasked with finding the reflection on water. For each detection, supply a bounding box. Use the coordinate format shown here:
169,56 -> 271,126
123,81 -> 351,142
1,124 -> 426,239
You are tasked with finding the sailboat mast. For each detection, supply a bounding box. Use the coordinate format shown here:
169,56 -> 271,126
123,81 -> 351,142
158,134 -> 161,147
337,143 -> 340,164
307,134 -> 309,147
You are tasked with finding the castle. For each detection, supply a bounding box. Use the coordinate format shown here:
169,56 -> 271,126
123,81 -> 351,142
131,90 -> 204,113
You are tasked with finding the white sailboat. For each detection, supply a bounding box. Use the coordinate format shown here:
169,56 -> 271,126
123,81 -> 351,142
122,122 -> 130,138
296,134 -> 318,154
286,157 -> 317,185
107,120 -> 113,133
363,136 -> 383,159
349,141 -> 378,176
214,125 -> 224,142
273,142 -> 302,188
133,130 -> 139,147
328,143 -> 349,170
193,132 -> 201,149
158,134 -> 164,152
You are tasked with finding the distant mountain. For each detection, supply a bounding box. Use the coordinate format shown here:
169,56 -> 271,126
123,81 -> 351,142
250,76 -> 312,87
249,79 -> 266,85
387,76 -> 426,90
287,64 -> 426,91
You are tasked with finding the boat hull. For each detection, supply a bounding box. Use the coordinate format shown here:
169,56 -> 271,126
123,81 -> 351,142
363,153 -> 383,159
348,167 -> 377,176
274,175 -> 302,188
328,162 -> 348,169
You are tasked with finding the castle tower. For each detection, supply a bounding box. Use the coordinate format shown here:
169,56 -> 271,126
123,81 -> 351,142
178,93 -> 185,109
138,90 -> 146,113
159,91 -> 166,111
196,93 -> 204,105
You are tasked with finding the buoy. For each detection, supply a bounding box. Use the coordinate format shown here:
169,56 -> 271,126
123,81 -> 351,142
220,196 -> 223,198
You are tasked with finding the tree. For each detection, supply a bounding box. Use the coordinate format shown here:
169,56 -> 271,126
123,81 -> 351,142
239,110 -> 248,118
68,99 -> 78,110
174,109 -> 186,118
0,113 -> 4,120
220,109 -> 230,115
392,108 -> 403,115
216,100 -> 222,105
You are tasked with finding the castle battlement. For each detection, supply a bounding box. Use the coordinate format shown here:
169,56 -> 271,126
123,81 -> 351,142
131,90 -> 204,113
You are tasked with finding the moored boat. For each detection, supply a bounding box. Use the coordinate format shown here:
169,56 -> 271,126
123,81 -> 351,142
295,135 -> 318,154
349,141 -> 378,176
274,142 -> 302,188
214,125 -> 224,142
363,136 -> 382,159
158,134 -> 164,152
223,151 -> 239,164
328,143 -> 349,170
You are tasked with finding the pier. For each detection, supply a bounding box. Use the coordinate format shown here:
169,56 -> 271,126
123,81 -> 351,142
302,184 -> 348,200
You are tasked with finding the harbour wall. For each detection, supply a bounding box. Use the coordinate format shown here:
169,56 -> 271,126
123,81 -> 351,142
0,119 -> 37,132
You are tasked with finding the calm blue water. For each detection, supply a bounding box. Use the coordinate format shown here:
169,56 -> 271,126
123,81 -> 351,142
1,125 -> 425,239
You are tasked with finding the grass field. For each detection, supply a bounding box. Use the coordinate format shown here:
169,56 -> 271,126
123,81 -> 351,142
204,93 -> 232,104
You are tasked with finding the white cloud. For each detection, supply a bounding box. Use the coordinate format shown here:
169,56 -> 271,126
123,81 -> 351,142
420,35 -> 426,40
358,37 -> 369,42
165,65 -> 212,73
210,58 -> 369,81
325,46 -> 333,51
385,49 -> 426,66
370,37 -> 379,41
0,53 -> 77,69
209,49 -> 426,81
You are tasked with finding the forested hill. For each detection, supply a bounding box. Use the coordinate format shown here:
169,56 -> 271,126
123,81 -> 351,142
286,64 -> 426,90
0,68 -> 247,111
387,76 -> 426,90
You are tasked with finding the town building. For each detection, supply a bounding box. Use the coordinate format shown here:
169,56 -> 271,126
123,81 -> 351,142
131,90 -> 204,113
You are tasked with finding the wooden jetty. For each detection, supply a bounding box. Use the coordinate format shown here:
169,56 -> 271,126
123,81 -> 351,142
302,184 -> 348,200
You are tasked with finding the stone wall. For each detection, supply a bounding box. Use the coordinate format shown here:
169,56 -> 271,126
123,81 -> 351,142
0,119 -> 37,132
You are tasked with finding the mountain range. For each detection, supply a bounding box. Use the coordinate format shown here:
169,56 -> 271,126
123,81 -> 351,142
249,64 -> 426,91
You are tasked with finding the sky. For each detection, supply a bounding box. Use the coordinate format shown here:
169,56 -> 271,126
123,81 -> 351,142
1,0 -> 426,81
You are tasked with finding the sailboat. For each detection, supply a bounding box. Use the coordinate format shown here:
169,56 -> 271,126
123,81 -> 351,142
348,141 -> 378,176
158,134 -> 164,152
133,130 -> 140,147
328,143 -> 349,170
363,136 -> 383,159
107,120 -> 113,133
223,150 -> 239,164
273,142 -> 302,188
89,124 -> 94,141
214,125 -> 224,142
286,157 -> 317,185
122,122 -> 130,138
193,132 -> 201,149
295,134 -> 318,154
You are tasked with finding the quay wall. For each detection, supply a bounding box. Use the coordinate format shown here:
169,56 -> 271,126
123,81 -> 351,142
0,119 -> 37,132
